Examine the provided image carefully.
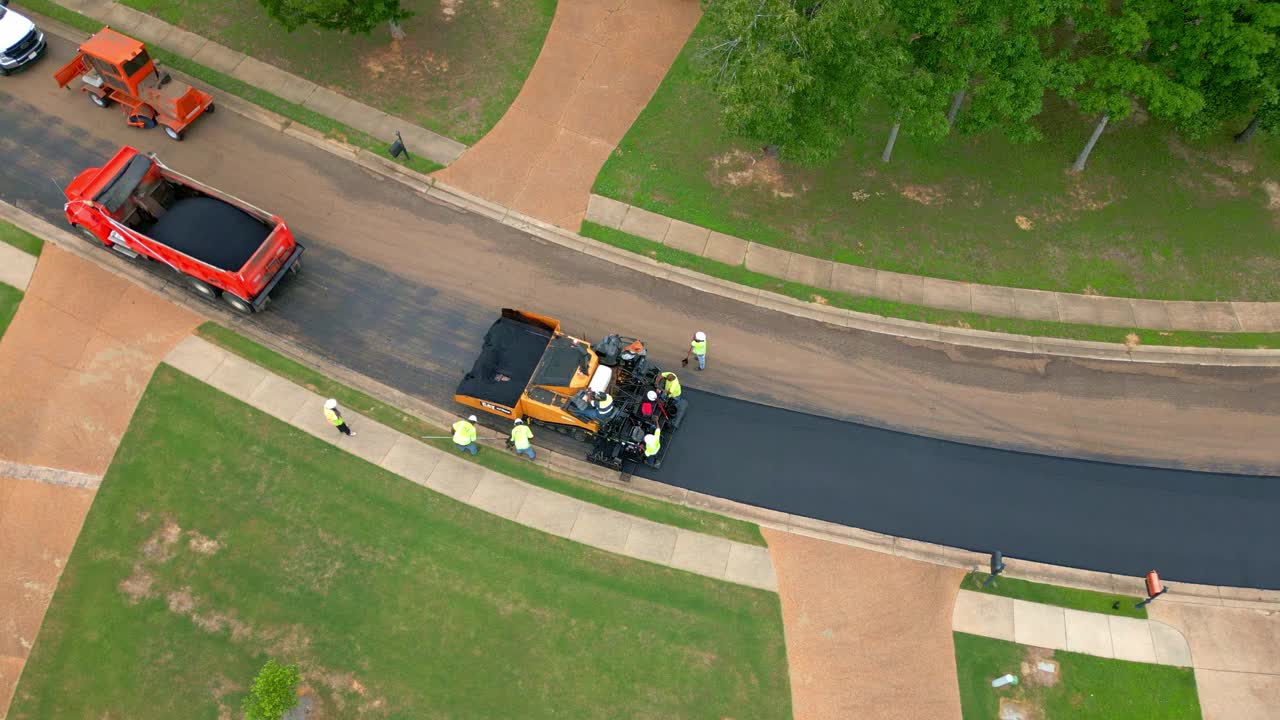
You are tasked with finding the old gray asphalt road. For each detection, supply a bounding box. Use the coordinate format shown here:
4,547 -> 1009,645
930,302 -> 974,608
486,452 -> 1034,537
4,36 -> 1280,586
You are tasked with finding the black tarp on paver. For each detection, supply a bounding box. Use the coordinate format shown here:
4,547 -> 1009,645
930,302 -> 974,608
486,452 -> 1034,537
148,196 -> 269,270
455,316 -> 553,407
636,389 -> 1280,590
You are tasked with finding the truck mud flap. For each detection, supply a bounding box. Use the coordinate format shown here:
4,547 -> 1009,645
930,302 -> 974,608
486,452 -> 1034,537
252,244 -> 305,310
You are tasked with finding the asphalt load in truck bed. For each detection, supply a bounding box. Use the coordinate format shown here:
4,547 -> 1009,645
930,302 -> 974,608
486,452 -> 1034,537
148,196 -> 270,271
634,389 -> 1280,590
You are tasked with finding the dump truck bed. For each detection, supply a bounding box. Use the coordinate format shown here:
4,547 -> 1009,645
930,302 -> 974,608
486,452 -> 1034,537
147,196 -> 270,271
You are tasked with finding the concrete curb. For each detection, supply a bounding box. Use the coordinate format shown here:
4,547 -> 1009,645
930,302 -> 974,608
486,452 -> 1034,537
26,10 -> 1280,366
3,200 -> 1276,610
588,195 -> 1280,335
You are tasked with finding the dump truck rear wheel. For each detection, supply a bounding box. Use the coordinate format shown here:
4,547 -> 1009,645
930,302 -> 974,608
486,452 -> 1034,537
185,276 -> 219,300
90,93 -> 110,108
221,293 -> 254,315
206,104 -> 215,113
163,126 -> 183,141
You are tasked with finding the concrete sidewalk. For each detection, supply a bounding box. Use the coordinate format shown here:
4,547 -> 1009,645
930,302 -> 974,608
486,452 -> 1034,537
163,335 -> 778,592
952,589 -> 1193,666
0,241 -> 35,291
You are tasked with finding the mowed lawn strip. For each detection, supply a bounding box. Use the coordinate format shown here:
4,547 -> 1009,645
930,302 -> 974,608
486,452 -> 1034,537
195,322 -> 767,546
0,220 -> 44,256
17,0 -> 443,175
9,366 -> 791,719
953,632 -> 1200,720
582,221 -> 1280,350
0,283 -> 23,339
117,0 -> 556,144
961,572 -> 1147,619
594,17 -> 1280,301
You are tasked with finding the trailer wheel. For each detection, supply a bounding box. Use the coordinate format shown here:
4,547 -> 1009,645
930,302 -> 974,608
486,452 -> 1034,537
163,126 -> 183,142
90,93 -> 111,108
185,276 -> 219,300
221,293 -> 254,315
128,114 -> 157,130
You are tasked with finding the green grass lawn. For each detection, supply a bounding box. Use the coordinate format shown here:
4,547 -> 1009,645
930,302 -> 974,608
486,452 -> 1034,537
0,283 -> 23,339
9,366 -> 791,719
961,572 -> 1147,620
118,0 -> 556,144
0,220 -> 43,256
954,633 -> 1201,720
196,322 -> 766,546
582,221 -> 1280,349
595,17 -> 1280,302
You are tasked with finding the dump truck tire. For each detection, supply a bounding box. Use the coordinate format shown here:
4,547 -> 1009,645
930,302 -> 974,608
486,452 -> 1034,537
206,104 -> 215,113
221,293 -> 254,315
184,276 -> 219,300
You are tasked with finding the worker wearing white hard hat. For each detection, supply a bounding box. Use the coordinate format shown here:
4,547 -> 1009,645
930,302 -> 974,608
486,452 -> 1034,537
322,398 -> 356,437
510,418 -> 535,461
452,414 -> 479,455
690,331 -> 707,371
643,428 -> 662,458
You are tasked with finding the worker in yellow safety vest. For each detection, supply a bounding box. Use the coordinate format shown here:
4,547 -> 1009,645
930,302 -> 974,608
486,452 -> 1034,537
323,398 -> 356,437
593,391 -> 615,418
643,428 -> 662,458
688,331 -> 707,370
510,418 -> 535,460
453,414 -> 479,455
658,371 -> 681,399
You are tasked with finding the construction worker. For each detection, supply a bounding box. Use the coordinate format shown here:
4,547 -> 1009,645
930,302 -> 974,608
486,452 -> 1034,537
688,331 -> 707,370
323,398 -> 356,437
639,390 -> 660,420
643,427 -> 662,459
658,371 -> 682,399
510,419 -> 535,460
452,414 -> 479,455
594,391 -> 615,418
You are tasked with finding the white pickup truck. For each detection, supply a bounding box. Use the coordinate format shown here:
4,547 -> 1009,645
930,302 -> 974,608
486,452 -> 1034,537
0,0 -> 46,76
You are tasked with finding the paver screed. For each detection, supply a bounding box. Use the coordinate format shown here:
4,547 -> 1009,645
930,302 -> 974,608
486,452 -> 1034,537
762,528 -> 964,720
435,0 -> 701,229
0,244 -> 197,717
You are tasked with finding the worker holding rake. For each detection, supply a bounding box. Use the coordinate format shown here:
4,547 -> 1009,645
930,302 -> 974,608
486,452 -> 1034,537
683,331 -> 707,370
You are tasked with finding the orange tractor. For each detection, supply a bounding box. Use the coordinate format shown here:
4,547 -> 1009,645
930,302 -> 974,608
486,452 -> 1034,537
54,27 -> 213,141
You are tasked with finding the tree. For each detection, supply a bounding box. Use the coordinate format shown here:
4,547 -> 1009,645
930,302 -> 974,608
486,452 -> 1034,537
1141,0 -> 1280,138
1057,2 -> 1203,171
698,0 -> 894,163
258,0 -> 413,39
243,659 -> 301,720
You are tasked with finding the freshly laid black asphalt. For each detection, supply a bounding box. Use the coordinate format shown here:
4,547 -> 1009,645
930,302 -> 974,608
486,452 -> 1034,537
5,76 -> 1279,590
643,390 -> 1280,589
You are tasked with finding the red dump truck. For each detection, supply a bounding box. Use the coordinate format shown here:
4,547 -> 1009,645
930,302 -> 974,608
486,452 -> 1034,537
63,146 -> 303,313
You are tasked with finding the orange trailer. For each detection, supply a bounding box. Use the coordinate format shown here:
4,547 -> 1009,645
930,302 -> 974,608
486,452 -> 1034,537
54,27 -> 213,141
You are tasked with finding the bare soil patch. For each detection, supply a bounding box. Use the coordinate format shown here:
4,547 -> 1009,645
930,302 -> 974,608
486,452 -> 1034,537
1263,179 -> 1280,210
118,565 -> 157,604
898,183 -> 949,206
709,150 -> 799,198
187,530 -> 222,555
142,520 -> 182,562
1020,646 -> 1061,689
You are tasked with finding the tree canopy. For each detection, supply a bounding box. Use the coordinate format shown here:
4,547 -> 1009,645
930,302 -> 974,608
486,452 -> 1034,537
698,0 -> 1280,167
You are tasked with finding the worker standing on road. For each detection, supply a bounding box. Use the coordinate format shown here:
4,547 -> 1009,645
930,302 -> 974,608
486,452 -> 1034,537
510,419 -> 535,461
643,428 -> 662,459
453,415 -> 479,455
686,331 -> 707,371
323,399 -> 356,437
658,371 -> 682,399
